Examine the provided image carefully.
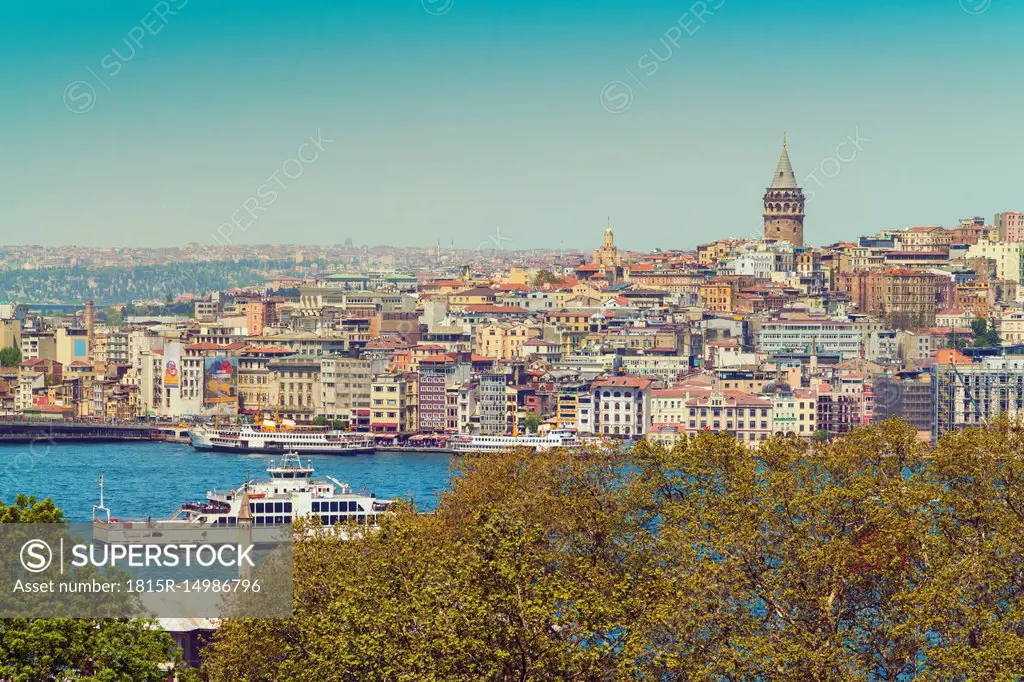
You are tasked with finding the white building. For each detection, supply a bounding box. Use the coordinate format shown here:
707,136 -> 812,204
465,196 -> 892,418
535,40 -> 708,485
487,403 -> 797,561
585,376 -> 653,437
756,318 -> 862,359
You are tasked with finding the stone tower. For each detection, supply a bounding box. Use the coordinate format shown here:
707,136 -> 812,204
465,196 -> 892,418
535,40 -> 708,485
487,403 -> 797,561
763,134 -> 805,246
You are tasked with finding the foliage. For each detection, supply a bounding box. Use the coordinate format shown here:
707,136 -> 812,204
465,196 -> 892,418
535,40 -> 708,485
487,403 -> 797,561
971,317 -> 1000,347
311,415 -> 329,427
532,269 -> 561,287
0,345 -> 22,368
0,494 -> 65,523
520,412 -> 543,433
203,420 -> 1024,680
947,331 -> 968,349
0,495 -> 199,682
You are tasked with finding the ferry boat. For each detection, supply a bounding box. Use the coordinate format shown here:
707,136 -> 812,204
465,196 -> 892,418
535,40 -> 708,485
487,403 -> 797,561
450,428 -> 582,454
93,453 -> 393,545
189,423 -> 375,454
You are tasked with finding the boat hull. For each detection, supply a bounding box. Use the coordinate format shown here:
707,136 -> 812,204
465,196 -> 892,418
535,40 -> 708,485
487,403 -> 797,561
189,428 -> 375,455
191,441 -> 375,455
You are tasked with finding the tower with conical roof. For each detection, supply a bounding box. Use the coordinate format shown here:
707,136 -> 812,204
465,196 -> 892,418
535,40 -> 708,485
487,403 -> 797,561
763,134 -> 805,246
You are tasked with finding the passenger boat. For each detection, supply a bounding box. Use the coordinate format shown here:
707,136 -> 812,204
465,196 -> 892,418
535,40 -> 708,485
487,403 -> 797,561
188,423 -> 375,454
449,428 -> 582,454
93,453 -> 393,545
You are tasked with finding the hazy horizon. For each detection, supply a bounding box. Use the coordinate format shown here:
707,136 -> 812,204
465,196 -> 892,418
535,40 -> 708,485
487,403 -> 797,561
3,0 -> 1022,251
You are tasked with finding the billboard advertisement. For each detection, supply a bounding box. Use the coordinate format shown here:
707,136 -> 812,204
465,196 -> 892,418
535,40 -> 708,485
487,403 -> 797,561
204,356 -> 238,404
163,343 -> 180,387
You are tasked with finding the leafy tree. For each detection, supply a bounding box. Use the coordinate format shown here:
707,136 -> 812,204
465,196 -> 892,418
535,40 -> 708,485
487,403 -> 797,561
532,269 -> 561,287
0,345 -> 22,367
520,413 -> 542,433
311,415 -> 329,427
971,317 -> 1000,347
947,331 -> 968,349
203,421 -> 1024,680
0,495 -> 199,682
104,306 -> 124,327
811,428 -> 831,441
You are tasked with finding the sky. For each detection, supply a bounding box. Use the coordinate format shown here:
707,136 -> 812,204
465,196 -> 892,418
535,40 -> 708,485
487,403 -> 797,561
1,0 -> 1021,251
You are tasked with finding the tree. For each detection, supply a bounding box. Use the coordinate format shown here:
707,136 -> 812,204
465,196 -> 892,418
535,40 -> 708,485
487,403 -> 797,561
105,306 -> 124,327
311,415 -> 329,427
0,495 -> 199,681
0,345 -> 21,368
520,413 -> 542,433
532,269 -> 560,288
203,422 -> 1024,680
971,317 -> 1000,347
947,331 -> 968,349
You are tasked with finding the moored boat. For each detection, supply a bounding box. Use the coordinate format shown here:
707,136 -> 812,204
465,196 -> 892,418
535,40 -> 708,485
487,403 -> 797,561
450,428 -> 581,454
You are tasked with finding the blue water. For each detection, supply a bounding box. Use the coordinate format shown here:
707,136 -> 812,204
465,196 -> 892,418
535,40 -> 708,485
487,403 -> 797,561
0,442 -> 456,522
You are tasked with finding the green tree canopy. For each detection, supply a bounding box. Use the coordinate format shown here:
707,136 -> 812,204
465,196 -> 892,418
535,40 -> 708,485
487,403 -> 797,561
520,412 -> 542,433
0,495 -> 198,682
203,419 -> 1024,680
532,269 -> 561,287
971,317 -> 1000,347
0,345 -> 22,368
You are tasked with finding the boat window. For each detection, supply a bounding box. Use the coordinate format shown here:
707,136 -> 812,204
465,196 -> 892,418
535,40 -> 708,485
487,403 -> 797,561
311,502 -> 319,512
283,516 -> 292,524
255,517 -> 264,525
354,502 -> 363,512
275,516 -> 283,524
275,502 -> 283,513
284,502 -> 292,512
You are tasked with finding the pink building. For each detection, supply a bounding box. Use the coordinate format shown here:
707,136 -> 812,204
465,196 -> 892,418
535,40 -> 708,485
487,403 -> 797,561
996,211 -> 1024,242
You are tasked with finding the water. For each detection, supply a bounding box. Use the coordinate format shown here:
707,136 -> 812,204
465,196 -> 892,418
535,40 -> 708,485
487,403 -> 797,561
0,442 -> 456,522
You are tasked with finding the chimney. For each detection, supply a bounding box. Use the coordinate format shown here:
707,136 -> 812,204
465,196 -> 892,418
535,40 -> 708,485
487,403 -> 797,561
85,300 -> 95,360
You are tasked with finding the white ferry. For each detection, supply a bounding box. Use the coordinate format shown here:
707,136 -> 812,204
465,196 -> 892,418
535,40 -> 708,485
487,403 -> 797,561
189,423 -> 375,454
93,453 -> 393,545
450,428 -> 582,454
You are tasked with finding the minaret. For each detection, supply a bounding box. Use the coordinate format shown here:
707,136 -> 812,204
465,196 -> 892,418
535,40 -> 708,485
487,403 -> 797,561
763,134 -> 806,246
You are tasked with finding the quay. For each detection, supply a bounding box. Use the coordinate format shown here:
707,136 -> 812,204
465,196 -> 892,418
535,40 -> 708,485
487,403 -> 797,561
0,420 -> 453,452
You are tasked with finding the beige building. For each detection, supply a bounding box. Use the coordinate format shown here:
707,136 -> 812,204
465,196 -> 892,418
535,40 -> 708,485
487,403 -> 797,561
320,357 -> 372,424
965,239 -> 1024,284
370,374 -> 416,433
1000,310 -> 1024,345
771,389 -> 818,437
267,355 -> 322,423
475,322 -> 541,361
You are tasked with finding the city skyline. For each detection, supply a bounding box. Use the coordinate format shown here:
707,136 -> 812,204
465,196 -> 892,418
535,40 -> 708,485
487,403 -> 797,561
3,0 -> 1022,250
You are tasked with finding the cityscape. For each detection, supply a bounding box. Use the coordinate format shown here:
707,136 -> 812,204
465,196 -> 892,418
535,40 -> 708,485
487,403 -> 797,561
2,138 -> 1022,444
5,0 -> 1024,678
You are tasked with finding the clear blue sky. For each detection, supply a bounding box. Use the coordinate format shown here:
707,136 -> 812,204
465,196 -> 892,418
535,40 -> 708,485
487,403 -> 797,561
2,0 -> 1021,250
